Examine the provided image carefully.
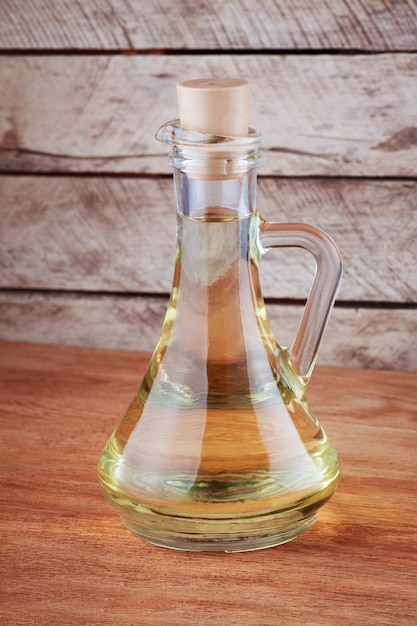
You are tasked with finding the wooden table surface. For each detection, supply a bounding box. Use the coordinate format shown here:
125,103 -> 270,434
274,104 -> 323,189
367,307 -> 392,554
1,341 -> 416,625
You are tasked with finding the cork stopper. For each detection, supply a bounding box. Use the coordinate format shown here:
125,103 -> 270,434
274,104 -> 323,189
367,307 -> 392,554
177,78 -> 250,137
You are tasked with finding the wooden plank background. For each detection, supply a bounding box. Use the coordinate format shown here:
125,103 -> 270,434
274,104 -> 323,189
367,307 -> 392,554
0,1 -> 416,371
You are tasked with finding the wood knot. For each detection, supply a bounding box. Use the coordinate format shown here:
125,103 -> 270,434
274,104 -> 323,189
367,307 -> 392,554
2,128 -> 19,149
372,127 -> 417,152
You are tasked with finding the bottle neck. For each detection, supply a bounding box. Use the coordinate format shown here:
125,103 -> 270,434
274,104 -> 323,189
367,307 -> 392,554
156,120 -> 263,221
173,169 -> 258,220
159,124 -> 263,293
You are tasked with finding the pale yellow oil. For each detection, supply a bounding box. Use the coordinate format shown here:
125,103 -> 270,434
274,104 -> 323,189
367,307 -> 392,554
98,210 -> 340,551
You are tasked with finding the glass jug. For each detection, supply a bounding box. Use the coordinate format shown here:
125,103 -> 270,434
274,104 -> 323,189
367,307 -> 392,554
98,78 -> 342,552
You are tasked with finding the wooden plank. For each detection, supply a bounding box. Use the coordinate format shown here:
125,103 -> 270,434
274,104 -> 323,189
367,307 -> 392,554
1,176 -> 416,303
1,291 -> 415,371
0,0 -> 416,51
1,342 -> 417,624
0,54 -> 416,176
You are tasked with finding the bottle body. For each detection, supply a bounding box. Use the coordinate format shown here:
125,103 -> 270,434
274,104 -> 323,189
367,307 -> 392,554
98,163 -> 340,550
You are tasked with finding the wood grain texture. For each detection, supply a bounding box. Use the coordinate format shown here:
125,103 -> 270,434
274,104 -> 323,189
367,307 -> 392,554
1,291 -> 416,371
1,176 -> 416,303
1,341 -> 416,625
1,54 -> 416,176
0,0 -> 416,51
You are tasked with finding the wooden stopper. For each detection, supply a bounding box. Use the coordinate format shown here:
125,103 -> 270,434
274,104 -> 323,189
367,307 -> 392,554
177,78 -> 250,137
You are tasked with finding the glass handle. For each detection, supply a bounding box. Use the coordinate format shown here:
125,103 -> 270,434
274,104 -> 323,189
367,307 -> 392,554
259,221 -> 343,380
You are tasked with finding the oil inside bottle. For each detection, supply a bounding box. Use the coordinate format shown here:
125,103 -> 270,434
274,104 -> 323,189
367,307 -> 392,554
98,209 -> 340,551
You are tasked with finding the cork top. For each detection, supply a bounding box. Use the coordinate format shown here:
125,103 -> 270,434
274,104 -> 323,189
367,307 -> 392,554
176,78 -> 250,137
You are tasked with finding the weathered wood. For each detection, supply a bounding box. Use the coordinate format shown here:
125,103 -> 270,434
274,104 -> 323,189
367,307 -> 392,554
1,341 -> 417,625
1,291 -> 415,371
1,54 -> 416,176
1,176 -> 416,303
0,0 -> 416,51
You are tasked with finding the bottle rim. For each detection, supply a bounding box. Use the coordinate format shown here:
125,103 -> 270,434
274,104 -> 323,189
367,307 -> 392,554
155,119 -> 262,148
155,120 -> 263,175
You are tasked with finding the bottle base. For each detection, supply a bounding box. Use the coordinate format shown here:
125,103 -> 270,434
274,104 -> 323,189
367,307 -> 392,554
119,509 -> 318,552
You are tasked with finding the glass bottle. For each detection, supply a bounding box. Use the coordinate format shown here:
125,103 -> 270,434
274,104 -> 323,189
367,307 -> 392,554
98,78 -> 342,551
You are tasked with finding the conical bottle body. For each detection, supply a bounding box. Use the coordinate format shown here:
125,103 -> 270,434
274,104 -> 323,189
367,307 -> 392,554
98,205 -> 340,551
